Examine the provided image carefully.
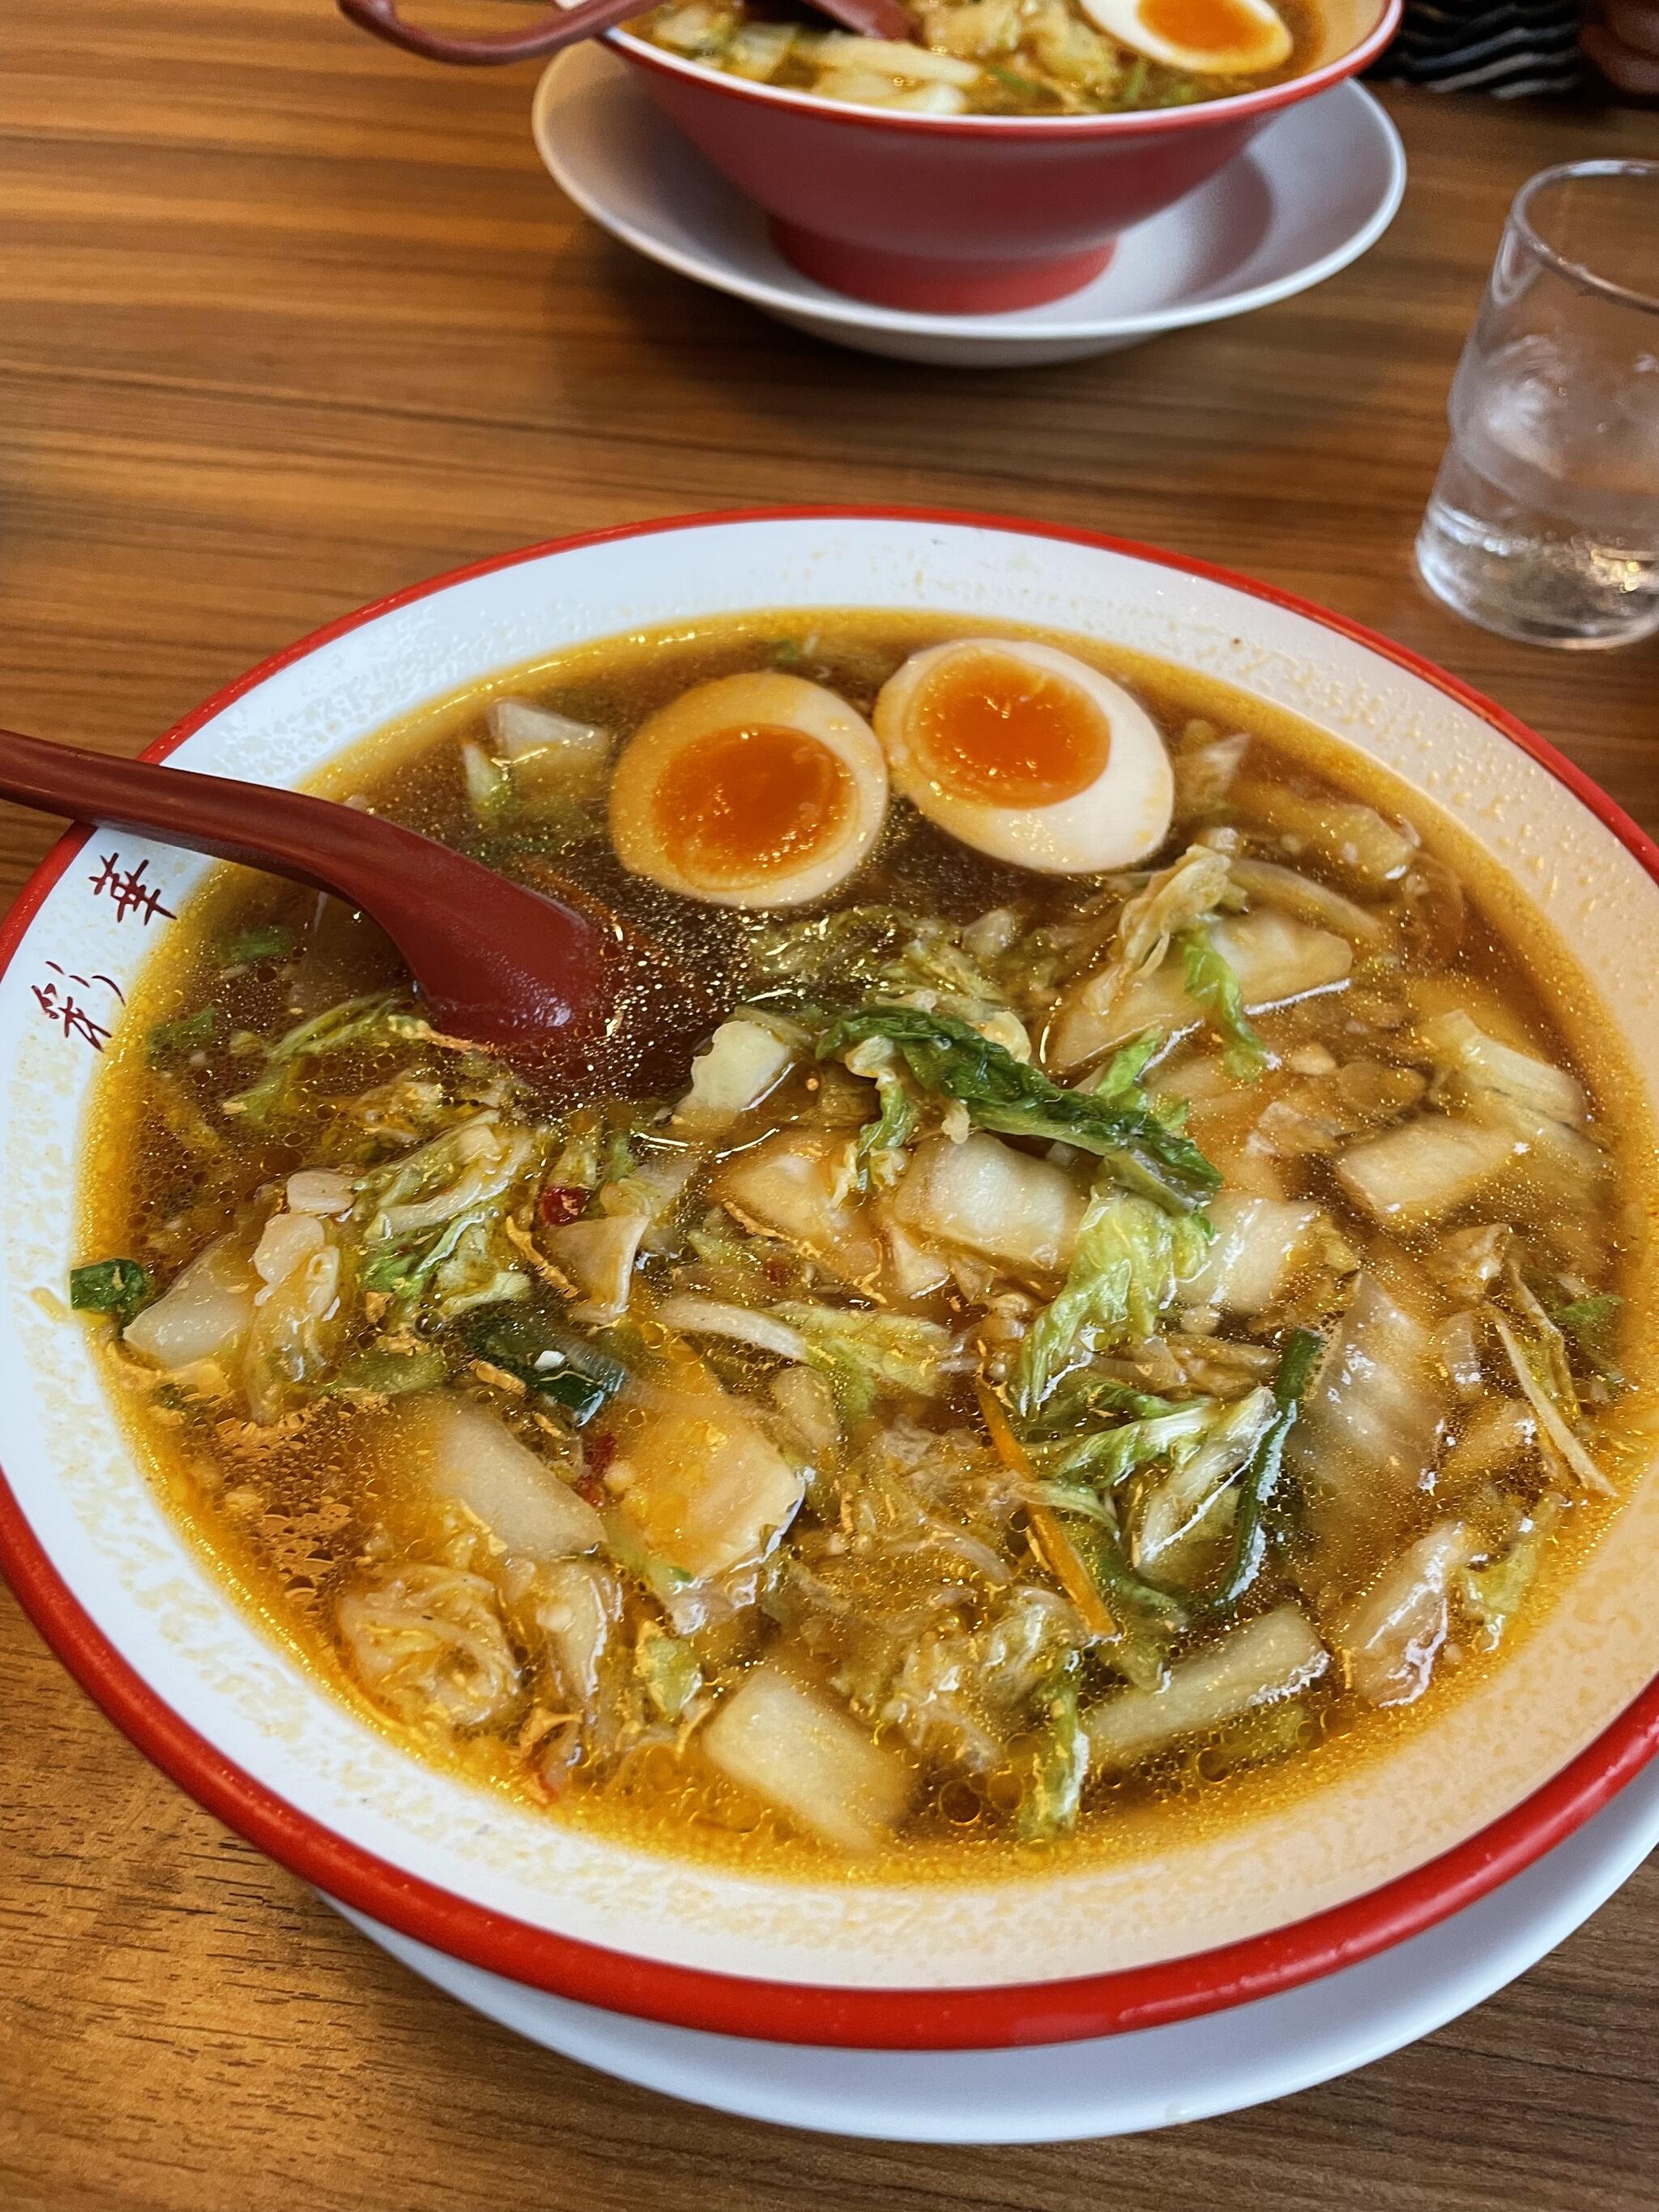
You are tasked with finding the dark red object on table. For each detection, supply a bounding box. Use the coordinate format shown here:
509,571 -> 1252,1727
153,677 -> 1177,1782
0,722 -> 708,1085
336,0 -> 917,63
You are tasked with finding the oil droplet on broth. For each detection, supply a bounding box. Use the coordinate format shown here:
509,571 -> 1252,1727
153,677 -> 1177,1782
911,647 -> 1112,808
651,722 -> 853,887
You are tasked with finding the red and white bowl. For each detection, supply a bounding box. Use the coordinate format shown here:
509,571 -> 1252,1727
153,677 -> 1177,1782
3,508 -> 1659,2052
604,0 -> 1401,310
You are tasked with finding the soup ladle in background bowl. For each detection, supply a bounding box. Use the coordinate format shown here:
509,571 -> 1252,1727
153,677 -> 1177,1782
335,0 -> 917,66
0,723 -> 717,1088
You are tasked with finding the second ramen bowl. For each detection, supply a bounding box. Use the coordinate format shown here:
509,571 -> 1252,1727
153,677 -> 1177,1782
603,0 -> 1401,311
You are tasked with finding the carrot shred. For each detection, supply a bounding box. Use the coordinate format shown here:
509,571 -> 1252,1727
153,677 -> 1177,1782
974,1377 -> 1116,1640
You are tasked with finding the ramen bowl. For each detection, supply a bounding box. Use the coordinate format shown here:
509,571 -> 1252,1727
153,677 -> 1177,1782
4,508 -> 1659,2052
600,0 -> 1400,310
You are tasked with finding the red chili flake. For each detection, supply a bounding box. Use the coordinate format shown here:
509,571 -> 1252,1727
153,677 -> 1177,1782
765,1256 -> 791,1286
577,1431 -> 616,1504
539,1184 -> 587,1225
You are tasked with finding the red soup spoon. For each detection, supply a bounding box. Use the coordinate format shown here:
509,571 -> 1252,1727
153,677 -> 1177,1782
336,0 -> 919,66
0,724 -> 712,1086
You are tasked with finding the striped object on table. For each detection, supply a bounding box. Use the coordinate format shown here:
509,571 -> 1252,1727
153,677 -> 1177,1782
1368,0 -> 1585,95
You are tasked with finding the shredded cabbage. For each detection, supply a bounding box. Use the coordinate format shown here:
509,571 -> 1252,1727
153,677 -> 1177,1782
1016,1668 -> 1089,1841
1459,1495 -> 1564,1650
223,991 -> 413,1125
1038,1396 -> 1222,1486
820,1004 -> 1220,1212
1013,1187 -> 1213,1414
1178,925 -> 1269,1080
772,1302 -> 958,1415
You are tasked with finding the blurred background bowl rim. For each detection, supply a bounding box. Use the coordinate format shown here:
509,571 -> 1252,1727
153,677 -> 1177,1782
603,0 -> 1402,139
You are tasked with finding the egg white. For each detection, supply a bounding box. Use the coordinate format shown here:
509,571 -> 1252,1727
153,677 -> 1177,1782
609,670 -> 888,909
1080,0 -> 1291,76
873,639 -> 1173,874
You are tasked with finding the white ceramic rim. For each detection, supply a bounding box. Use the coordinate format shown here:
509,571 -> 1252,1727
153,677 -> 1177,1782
330,1747 -> 1659,2140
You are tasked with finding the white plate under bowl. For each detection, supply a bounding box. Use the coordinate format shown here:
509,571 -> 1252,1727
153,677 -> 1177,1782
531,49 -> 1405,367
333,1751 -> 1659,2142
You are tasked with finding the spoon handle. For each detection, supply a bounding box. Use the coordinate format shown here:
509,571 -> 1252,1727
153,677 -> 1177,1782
0,722 -> 439,901
0,722 -> 606,1046
337,0 -> 918,62
337,0 -> 643,66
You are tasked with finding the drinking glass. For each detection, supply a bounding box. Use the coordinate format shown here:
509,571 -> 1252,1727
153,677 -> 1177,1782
1416,160 -> 1659,650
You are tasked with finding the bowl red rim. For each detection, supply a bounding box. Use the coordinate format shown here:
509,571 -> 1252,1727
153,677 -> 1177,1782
601,0 -> 1402,140
3,502 -> 1658,2052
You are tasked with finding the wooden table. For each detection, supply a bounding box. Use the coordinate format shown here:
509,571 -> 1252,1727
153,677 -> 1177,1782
3,5 -> 1658,2205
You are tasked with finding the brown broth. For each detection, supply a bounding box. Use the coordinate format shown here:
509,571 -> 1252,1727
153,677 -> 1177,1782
79,610 -> 1659,1882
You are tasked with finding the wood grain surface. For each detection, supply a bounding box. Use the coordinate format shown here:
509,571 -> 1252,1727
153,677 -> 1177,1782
2,5 -> 1657,2206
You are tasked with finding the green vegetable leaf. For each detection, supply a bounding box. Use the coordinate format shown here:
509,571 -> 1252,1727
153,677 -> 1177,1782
1013,1186 -> 1213,1415
360,1209 -> 478,1299
987,63 -> 1056,104
748,906 -> 1013,1031
1178,926 -> 1268,1081
1131,1386 -> 1276,1591
684,1214 -> 781,1302
216,923 -> 297,968
547,1105 -> 659,1195
1459,1496 -> 1564,1651
1199,1698 -> 1313,1779
1029,1490 -> 1192,1628
745,906 -> 924,993
224,991 -> 410,1125
467,1304 -> 628,1428
636,1626 -> 703,1720
1200,1327 -> 1323,1613
323,1344 -> 450,1397
550,1107 -> 605,1191
855,1068 -> 919,1170
147,1004 -> 224,1064
772,1302 -> 953,1418
599,1123 -> 638,1187
1016,1669 -> 1089,1842
1549,1292 -> 1624,1382
1018,1370 -> 1181,1438
1040,1397 -> 1222,1488
817,1006 -> 1220,1213
603,1513 -> 693,1601
70,1258 -> 152,1326
1086,1029 -> 1162,1106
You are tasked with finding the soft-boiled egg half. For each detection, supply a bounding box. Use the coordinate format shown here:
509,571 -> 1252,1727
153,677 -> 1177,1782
609,671 -> 888,909
1080,0 -> 1291,76
872,639 -> 1173,873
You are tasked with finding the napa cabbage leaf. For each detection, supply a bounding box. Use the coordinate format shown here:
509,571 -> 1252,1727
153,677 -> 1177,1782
1013,1186 -> 1213,1415
817,1005 -> 1220,1212
1178,925 -> 1268,1080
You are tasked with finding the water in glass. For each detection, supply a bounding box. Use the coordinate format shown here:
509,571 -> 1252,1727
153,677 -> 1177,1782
1417,163 -> 1659,651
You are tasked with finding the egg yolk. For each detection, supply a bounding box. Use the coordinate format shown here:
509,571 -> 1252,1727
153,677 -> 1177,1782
1139,0 -> 1273,56
910,649 -> 1113,810
652,723 -> 854,887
